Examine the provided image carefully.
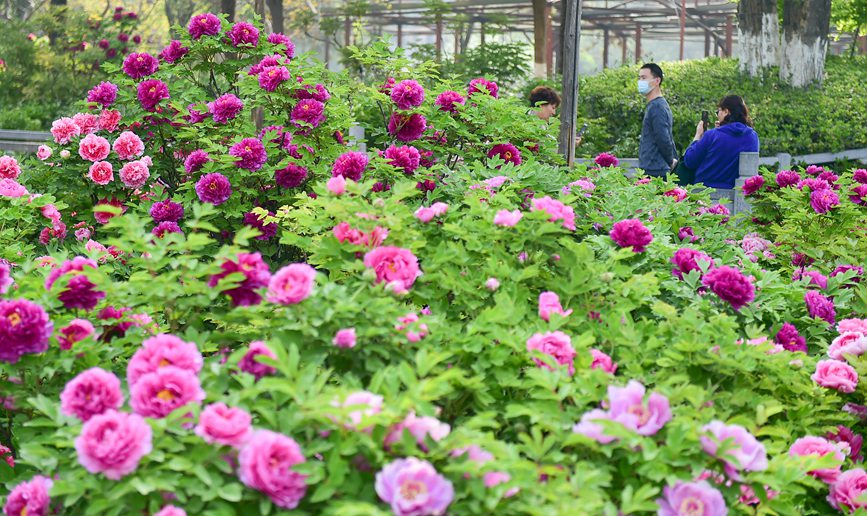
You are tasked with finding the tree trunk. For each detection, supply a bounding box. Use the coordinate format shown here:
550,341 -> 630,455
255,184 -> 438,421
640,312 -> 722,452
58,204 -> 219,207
558,0 -> 581,165
780,0 -> 831,87
267,0 -> 283,34
737,0 -> 779,76
532,0 -> 547,78
220,0 -> 235,23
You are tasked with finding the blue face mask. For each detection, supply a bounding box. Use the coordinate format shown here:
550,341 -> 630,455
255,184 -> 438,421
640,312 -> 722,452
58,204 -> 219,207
637,80 -> 652,95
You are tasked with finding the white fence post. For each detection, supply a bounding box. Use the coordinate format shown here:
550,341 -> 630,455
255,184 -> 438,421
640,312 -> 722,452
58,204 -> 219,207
348,125 -> 366,152
776,152 -> 792,171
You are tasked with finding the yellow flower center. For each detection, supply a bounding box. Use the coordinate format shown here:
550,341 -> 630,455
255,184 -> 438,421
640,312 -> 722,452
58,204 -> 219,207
137,56 -> 143,62
149,87 -> 156,94
679,497 -> 704,516
159,359 -> 170,367
209,182 -> 217,191
8,312 -> 21,326
244,146 -> 251,152
303,105 -> 309,110
156,389 -> 175,401
504,152 -> 512,159
405,85 -> 412,91
399,480 -> 427,501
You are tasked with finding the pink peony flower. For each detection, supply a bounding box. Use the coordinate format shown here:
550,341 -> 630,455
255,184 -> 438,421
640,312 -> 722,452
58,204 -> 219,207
118,160 -> 150,188
50,117 -> 81,144
159,40 -> 189,63
385,145 -> 421,175
812,359 -> 858,393
332,328 -> 357,348
195,173 -> 232,205
531,196 -> 575,230
208,252 -> 271,306
75,410 -> 152,480
58,318 -> 95,350
526,331 -> 576,375
494,209 -> 523,227
855,169 -> 867,184
129,366 -> 205,418
485,278 -> 500,291
610,219 -> 653,252
385,412 -> 450,450
829,332 -> 867,361
805,290 -> 836,325
0,178 -> 27,198
229,137 -> 267,171
259,65 -> 290,92
468,77 -> 499,97
363,246 -> 422,294
331,151 -> 369,181
98,109 -> 121,132
183,149 -> 210,175
88,161 -> 114,185
188,13 -> 221,40
701,421 -> 768,479
122,52 -> 158,79
60,367 -> 123,422
671,248 -> 714,279
137,79 -> 170,111
375,458 -> 454,516
811,188 -> 840,214
332,391 -> 382,431
435,90 -> 466,112
538,291 -> 572,321
195,402 -> 252,448
0,262 -> 12,295
154,506 -> 186,516
789,436 -> 846,483
563,179 -> 596,196
332,223 -> 388,248
127,333 -> 203,386
839,319 -> 867,334
606,380 -> 672,436
828,469 -> 867,512
656,480 -> 726,516
227,22 -> 259,47
112,131 -> 144,160
208,93 -> 244,124
487,143 -> 521,166
266,263 -> 317,305
701,266 -> 755,311
573,409 -> 616,443
238,430 -> 308,509
2,475 -> 53,516
387,112 -> 427,142
36,145 -> 52,161
594,152 -> 619,168
326,175 -> 346,195
391,79 -> 425,109
395,312 -> 429,342
589,348 -> 617,374
238,341 -> 278,379
678,226 -> 698,242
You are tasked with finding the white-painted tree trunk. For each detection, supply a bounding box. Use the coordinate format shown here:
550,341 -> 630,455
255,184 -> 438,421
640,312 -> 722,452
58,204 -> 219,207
738,12 -> 780,76
780,34 -> 828,87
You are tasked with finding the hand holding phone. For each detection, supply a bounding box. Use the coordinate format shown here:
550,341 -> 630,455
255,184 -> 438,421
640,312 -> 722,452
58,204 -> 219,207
701,110 -> 709,131
577,122 -> 589,137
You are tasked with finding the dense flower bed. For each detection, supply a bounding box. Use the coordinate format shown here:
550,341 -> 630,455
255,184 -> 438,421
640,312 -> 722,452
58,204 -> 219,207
2,13 -> 867,515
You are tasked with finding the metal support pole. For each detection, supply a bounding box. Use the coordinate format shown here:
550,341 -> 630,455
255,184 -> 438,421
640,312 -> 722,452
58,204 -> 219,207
679,0 -> 686,60
635,25 -> 642,63
558,0 -> 581,166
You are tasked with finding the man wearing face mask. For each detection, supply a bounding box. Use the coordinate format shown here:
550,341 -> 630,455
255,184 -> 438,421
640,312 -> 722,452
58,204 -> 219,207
637,63 -> 677,177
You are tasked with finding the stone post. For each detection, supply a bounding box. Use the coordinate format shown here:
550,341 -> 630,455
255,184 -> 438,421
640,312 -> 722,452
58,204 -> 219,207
734,151 -> 760,215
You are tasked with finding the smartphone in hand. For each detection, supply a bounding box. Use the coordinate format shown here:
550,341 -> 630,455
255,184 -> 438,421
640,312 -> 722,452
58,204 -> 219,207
701,111 -> 709,131
577,122 -> 589,137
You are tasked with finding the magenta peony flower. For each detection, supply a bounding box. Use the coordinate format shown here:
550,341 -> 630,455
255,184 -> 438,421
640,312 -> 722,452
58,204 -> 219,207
149,199 -> 184,223
701,420 -> 768,480
58,319 -> 95,350
229,138 -> 267,171
75,410 -> 152,480
208,93 -> 244,124
488,143 -> 521,166
294,83 -> 330,102
332,391 -> 382,430
137,79 -> 170,111
435,90 -> 466,112
789,436 -> 846,483
188,13 -> 221,40
249,54 -> 285,75
468,77 -> 499,98
243,210 -> 277,241
811,188 -> 840,214
209,252 -> 271,306
609,219 -> 653,252
121,52 -> 158,79
493,209 -> 522,227
375,458 -> 454,516
195,173 -> 232,205
119,160 -> 150,188
590,348 -> 617,374
594,152 -> 619,168
332,328 -> 357,349
159,40 -> 188,63
385,145 -> 421,175
850,184 -> 867,205
290,99 -> 325,131
742,175 -> 765,196
390,79 -> 425,110
538,291 -> 572,321
266,263 -> 316,304
60,367 -> 123,421
384,412 -> 450,450
829,469 -> 867,512
87,81 -> 118,107
195,402 -> 252,448
387,112 -> 427,142
829,332 -> 867,361
671,248 -> 714,279
238,430 -> 307,509
44,256 -> 105,311
701,266 -> 755,310
775,322 -> 807,352
88,161 -> 114,185
2,475 -> 53,516
183,149 -> 210,175
259,65 -> 290,92
526,331 -> 576,375
130,366 -> 205,418
152,221 -> 182,238
50,117 -> 81,144
267,32 -> 296,58
805,290 -> 836,324
656,480 -> 726,516
363,246 -> 421,294
227,22 -> 259,47
331,151 -> 369,181
677,226 -> 697,243
827,426 -> 864,462
531,196 -> 575,230
274,163 -> 308,188
113,131 -> 144,160
854,169 -> 867,184
127,333 -> 203,386
238,341 -> 278,379
813,359 -> 858,393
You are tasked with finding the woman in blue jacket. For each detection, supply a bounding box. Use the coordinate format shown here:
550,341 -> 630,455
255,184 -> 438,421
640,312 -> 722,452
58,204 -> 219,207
683,95 -> 759,189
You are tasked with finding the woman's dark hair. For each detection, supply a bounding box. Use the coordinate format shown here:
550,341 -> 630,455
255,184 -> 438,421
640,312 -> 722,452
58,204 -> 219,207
529,86 -> 561,108
718,95 -> 752,127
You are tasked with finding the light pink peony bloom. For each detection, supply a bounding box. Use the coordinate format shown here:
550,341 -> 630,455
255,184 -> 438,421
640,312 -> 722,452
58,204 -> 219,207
36,145 -> 52,160
75,410 -> 152,480
485,278 -> 500,291
238,430 -> 308,509
2,475 -> 53,516
238,341 -> 278,379
656,480 -> 727,516
607,380 -> 671,436
78,134 -> 111,162
51,117 -> 81,144
538,291 -> 572,321
195,402 -> 253,448
375,457 -> 454,516
838,319 -> 867,335
60,367 -> 123,421
700,420 -> 768,480
526,331 -> 576,375
266,263 -> 317,305
129,366 -> 205,418
326,175 -> 346,195
119,160 -> 149,188
415,204 -> 447,223
127,334 -> 203,386
789,436 -> 846,483
812,359 -> 859,393
829,469 -> 867,512
0,179 -> 27,198
363,247 -> 422,294
88,161 -> 114,185
112,131 -> 145,160
394,313 -> 429,342
332,328 -> 357,348
572,409 -> 617,444
589,348 -> 617,374
829,332 -> 867,361
332,390 -> 383,431
531,196 -> 576,230
385,412 -> 450,451
494,209 -> 523,227
154,506 -> 186,516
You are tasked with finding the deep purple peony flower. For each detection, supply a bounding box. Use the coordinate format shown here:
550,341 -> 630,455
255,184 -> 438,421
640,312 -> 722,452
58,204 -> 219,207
152,221 -> 183,238
594,152 -> 619,168
229,138 -> 267,171
776,170 -> 801,187
227,22 -> 259,47
290,99 -> 325,130
195,173 -> 232,205
122,52 -> 158,79
850,184 -> 867,205
208,94 -> 244,124
742,175 -> 765,196
775,322 -> 807,352
387,112 -> 427,142
294,83 -> 330,102
184,150 -> 211,175
390,79 -> 425,110
331,151 -> 369,181
150,200 -> 184,223
188,13 -> 221,40
701,265 -> 755,310
805,290 -> 836,324
159,40 -> 189,63
0,299 -> 53,363
468,77 -> 499,98
275,163 -> 308,188
811,188 -> 840,214
243,211 -> 278,240
610,219 -> 653,252
385,145 -> 421,175
186,103 -> 209,124
434,90 -> 466,112
267,32 -> 296,58
137,79 -> 170,112
45,256 -> 106,311
487,143 -> 522,166
854,169 -> 867,184
87,82 -> 118,108
209,252 -> 271,306
258,66 -> 290,92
